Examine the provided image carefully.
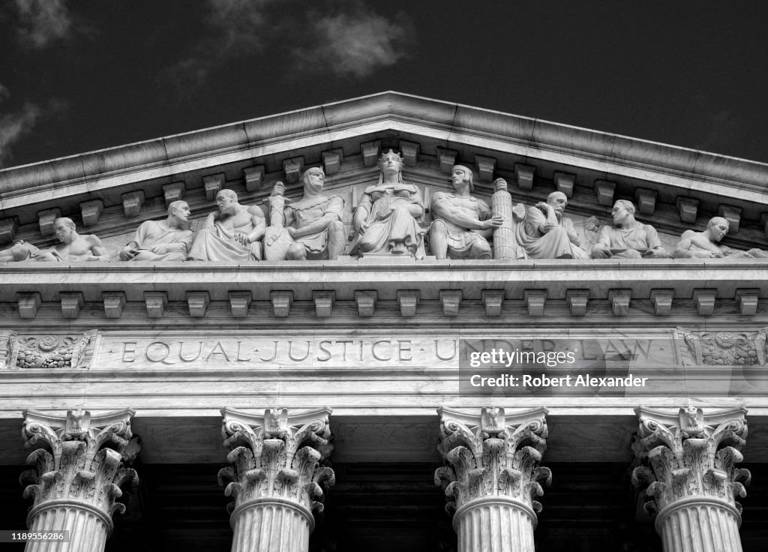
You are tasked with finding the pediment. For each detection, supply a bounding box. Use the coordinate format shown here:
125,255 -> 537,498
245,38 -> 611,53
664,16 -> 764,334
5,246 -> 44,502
1,91 -> 767,255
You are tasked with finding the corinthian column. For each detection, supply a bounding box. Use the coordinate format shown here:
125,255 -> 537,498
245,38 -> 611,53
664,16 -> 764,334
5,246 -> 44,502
434,407 -> 550,552
632,406 -> 751,552
20,409 -> 140,552
218,408 -> 335,552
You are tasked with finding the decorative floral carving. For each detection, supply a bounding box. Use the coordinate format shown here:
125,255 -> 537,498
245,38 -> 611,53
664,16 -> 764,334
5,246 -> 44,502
632,406 -> 750,518
20,409 -> 140,525
676,328 -> 767,366
434,407 -> 551,517
217,408 -> 335,518
4,330 -> 100,370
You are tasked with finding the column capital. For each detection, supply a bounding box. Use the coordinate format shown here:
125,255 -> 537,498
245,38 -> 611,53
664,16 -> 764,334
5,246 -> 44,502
434,407 -> 550,522
218,407 -> 335,529
632,406 -> 751,521
20,409 -> 140,530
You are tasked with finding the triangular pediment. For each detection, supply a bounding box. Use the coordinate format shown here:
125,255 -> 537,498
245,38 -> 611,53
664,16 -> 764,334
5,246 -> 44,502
1,91 -> 767,254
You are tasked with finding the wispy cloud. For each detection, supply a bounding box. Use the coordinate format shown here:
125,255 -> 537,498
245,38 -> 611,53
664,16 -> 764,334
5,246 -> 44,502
13,0 -> 72,49
0,101 -> 42,167
295,9 -> 412,78
165,0 -> 274,90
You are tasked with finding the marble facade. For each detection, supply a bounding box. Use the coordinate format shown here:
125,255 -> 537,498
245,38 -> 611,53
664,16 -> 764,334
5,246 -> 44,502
1,92 -> 768,551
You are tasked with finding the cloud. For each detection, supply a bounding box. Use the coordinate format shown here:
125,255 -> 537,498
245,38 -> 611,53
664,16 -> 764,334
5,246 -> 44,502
165,0 -> 274,89
294,9 -> 411,78
14,0 -> 72,49
0,103 -> 42,167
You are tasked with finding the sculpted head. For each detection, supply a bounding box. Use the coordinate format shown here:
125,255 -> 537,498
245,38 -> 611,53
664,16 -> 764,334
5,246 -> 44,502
53,217 -> 77,244
707,216 -> 730,242
547,191 -> 568,216
378,149 -> 404,177
451,165 -> 474,192
168,200 -> 191,224
302,167 -> 325,195
611,200 -> 636,226
216,189 -> 239,215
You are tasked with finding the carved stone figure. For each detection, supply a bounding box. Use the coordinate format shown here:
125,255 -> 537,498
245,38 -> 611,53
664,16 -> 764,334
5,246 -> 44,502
47,217 -> 109,262
119,200 -> 193,261
187,189 -> 265,262
351,150 -> 425,257
264,168 -> 345,261
0,241 -> 57,262
673,216 -> 768,259
429,165 -> 503,260
591,200 -> 668,258
516,191 -> 587,259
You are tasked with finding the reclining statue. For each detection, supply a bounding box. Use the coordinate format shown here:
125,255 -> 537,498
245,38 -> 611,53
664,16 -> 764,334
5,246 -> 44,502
673,216 -> 768,258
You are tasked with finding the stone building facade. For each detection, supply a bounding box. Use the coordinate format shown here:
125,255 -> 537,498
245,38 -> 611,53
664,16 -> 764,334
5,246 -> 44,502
0,91 -> 767,551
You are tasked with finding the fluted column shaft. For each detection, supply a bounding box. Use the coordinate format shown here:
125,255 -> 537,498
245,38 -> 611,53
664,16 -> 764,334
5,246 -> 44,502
20,409 -> 139,552
435,407 -> 550,552
657,499 -> 742,552
454,498 -> 536,552
491,178 -> 517,260
633,407 -> 750,552
26,503 -> 109,552
220,408 -> 335,552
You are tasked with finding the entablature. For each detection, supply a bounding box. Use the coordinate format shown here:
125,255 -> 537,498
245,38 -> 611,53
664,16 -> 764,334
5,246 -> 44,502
0,259 -> 766,325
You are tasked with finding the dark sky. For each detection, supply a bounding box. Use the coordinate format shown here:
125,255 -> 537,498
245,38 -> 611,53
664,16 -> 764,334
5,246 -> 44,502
1,0 -> 767,169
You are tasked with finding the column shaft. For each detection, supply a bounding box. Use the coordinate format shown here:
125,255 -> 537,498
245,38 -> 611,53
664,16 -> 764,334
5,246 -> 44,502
26,504 -> 109,552
456,500 -> 535,552
230,501 -> 311,552
658,502 -> 742,552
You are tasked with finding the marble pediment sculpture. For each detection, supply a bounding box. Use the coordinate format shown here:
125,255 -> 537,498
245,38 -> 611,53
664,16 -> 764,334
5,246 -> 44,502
187,189 -> 266,262
350,150 -> 426,258
264,167 -> 345,261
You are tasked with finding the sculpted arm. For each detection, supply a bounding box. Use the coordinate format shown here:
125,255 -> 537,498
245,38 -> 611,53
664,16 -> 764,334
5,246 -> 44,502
246,206 -> 266,243
119,224 -> 145,260
432,193 -> 495,231
590,225 -> 613,258
407,187 -> 425,218
87,235 -> 108,259
291,197 -> 344,239
644,225 -> 668,257
354,192 -> 372,231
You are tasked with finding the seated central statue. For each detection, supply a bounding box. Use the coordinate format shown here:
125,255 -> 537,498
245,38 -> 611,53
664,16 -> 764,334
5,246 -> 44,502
429,165 -> 502,259
187,189 -> 265,261
264,167 -> 345,260
351,150 -> 425,257
119,201 -> 193,261
591,200 -> 668,259
516,191 -> 586,259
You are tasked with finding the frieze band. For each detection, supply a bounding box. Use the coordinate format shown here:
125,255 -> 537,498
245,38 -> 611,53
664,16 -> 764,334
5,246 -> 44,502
2,150 -> 766,264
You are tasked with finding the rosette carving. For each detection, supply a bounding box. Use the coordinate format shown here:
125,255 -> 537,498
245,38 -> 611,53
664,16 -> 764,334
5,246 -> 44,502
20,409 -> 140,526
632,406 -> 750,518
434,407 -> 551,517
217,408 -> 335,518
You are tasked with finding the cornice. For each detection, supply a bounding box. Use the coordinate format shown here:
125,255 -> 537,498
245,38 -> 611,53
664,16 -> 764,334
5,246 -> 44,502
2,91 -> 768,210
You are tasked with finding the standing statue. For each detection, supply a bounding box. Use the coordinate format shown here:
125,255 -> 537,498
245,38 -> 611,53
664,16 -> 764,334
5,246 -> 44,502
516,191 -> 587,259
429,165 -> 503,259
590,200 -> 668,259
47,217 -> 109,262
351,150 -> 425,257
119,200 -> 193,261
264,168 -> 345,260
187,189 -> 265,262
673,216 -> 768,258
